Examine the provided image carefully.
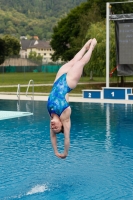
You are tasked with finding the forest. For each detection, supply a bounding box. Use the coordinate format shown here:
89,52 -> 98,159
0,0 -> 87,39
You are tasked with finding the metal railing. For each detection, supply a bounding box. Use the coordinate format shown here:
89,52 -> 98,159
26,80 -> 34,100
17,84 -> 20,111
26,80 -> 34,114
17,84 -> 20,99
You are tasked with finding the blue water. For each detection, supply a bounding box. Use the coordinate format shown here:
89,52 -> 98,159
0,100 -> 133,200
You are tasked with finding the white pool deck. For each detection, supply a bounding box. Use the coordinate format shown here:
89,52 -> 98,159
0,94 -> 133,104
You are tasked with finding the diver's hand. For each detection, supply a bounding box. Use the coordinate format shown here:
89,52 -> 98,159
59,153 -> 67,159
55,152 -> 67,159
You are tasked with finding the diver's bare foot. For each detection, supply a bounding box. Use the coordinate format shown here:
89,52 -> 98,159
90,38 -> 97,50
85,39 -> 93,50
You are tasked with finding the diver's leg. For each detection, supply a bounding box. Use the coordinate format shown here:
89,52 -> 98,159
55,39 -> 92,81
67,38 -> 97,89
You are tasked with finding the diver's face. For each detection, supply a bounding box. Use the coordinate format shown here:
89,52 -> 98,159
51,118 -> 62,133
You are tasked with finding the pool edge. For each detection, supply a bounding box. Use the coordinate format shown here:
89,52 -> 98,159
0,94 -> 133,104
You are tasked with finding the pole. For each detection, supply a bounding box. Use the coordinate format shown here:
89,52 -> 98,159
106,2 -> 110,87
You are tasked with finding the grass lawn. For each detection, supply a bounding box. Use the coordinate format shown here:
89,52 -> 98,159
0,72 -> 117,85
0,72 -> 57,85
0,72 -> 133,94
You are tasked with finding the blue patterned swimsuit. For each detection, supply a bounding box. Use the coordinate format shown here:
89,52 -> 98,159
47,73 -> 72,117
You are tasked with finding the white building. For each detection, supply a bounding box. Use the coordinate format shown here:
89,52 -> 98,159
20,39 -> 62,64
27,40 -> 54,63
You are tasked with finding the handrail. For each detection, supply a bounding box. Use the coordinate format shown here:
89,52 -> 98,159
17,84 -> 20,101
26,80 -> 34,100
17,84 -> 20,111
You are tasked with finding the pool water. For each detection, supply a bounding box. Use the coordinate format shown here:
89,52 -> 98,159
0,100 -> 133,200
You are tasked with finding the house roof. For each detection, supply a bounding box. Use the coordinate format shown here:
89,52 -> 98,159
20,39 -> 51,50
20,39 -> 36,50
28,41 -> 51,49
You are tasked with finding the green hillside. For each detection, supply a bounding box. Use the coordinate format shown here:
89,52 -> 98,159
0,0 -> 87,39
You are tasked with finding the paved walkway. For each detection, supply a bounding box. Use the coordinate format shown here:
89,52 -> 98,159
0,94 -> 133,104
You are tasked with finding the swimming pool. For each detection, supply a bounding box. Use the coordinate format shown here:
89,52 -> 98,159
0,100 -> 133,200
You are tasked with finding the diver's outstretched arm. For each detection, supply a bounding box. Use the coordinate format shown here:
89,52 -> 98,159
50,129 -> 60,158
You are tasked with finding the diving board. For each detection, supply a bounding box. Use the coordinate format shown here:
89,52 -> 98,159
0,111 -> 33,120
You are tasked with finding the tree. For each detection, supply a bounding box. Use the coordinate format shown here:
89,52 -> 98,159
0,38 -> 5,65
86,0 -> 133,18
28,51 -> 43,64
70,3 -> 102,56
50,0 -> 133,61
84,20 -> 116,77
50,2 -> 92,61
2,35 -> 20,56
0,0 -> 87,39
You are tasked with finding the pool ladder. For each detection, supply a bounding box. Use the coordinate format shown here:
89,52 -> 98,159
17,80 -> 34,100
26,80 -> 34,100
26,80 -> 34,114
17,84 -> 20,111
17,84 -> 20,101
17,80 -> 34,113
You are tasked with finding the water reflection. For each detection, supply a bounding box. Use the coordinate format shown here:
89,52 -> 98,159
70,102 -> 133,150
105,104 -> 111,151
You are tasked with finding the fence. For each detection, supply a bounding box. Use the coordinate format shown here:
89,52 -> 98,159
0,57 -> 120,81
0,65 -> 62,73
0,57 -> 63,73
